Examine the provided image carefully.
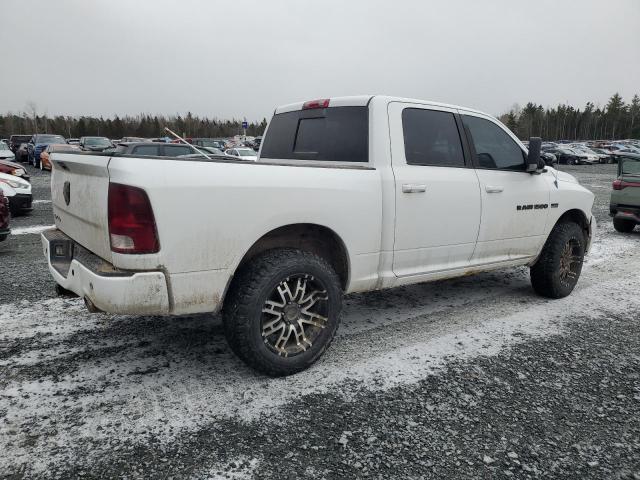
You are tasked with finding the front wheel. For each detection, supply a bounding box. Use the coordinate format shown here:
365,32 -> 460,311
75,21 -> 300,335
223,248 -> 342,376
613,217 -> 635,233
530,221 -> 585,298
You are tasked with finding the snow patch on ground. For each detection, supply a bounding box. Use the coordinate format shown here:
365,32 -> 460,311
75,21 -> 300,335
10,224 -> 55,235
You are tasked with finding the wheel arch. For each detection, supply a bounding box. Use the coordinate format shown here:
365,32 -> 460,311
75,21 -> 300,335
554,208 -> 592,246
225,223 -> 351,301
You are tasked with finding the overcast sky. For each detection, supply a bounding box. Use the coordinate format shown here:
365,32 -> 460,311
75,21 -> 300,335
1,0 -> 638,121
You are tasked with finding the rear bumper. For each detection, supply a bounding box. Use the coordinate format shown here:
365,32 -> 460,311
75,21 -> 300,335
41,229 -> 170,315
609,204 -> 640,223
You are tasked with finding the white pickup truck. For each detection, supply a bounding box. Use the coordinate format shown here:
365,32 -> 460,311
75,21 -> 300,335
42,95 -> 595,375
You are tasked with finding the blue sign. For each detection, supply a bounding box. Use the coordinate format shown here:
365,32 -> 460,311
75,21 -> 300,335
242,121 -> 248,129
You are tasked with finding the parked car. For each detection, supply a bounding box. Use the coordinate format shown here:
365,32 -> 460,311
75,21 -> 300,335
113,142 -> 199,157
120,137 -> 149,143
178,146 -> 229,159
27,134 -> 67,168
253,136 -> 262,151
545,147 -> 588,165
41,95 -> 595,376
0,190 -> 10,242
40,144 -> 81,171
225,147 -> 258,161
570,145 -> 608,163
0,159 -> 29,181
191,138 -> 228,150
590,147 -> 615,163
540,151 -> 557,166
9,135 -> 32,161
79,136 -> 113,152
16,144 -> 29,163
0,172 -> 32,215
0,141 -> 16,161
609,153 -> 640,233
611,148 -> 640,163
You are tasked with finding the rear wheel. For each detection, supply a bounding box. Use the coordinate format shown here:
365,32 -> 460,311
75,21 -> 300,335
223,248 -> 342,376
613,217 -> 636,233
530,221 -> 585,299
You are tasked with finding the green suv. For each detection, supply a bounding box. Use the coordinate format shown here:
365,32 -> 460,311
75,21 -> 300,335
610,153 -> 640,232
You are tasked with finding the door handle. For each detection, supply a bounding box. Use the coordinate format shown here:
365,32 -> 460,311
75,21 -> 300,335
402,184 -> 426,193
485,185 -> 504,193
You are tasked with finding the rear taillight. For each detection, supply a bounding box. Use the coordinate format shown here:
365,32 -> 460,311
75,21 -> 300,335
613,179 -> 640,190
302,98 -> 330,110
108,183 -> 159,254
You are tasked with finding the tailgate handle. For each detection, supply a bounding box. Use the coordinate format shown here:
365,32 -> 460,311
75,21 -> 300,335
402,184 -> 426,193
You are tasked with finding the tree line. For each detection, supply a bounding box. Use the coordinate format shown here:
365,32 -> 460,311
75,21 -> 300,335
498,93 -> 640,141
2,92 -> 639,142
0,111 -> 268,140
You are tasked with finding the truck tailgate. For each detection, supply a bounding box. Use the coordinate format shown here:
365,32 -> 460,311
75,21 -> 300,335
51,153 -> 112,263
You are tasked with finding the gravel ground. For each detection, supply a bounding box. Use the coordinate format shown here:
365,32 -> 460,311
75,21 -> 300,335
1,163 -> 639,479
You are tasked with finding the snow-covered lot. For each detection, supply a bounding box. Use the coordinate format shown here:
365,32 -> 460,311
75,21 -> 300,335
1,164 -> 639,479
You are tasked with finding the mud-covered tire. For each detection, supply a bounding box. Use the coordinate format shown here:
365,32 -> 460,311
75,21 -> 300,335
613,217 -> 635,233
223,248 -> 342,376
530,221 -> 585,299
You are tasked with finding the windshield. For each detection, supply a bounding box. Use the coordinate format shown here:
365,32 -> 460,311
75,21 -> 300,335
237,149 -> 255,156
36,135 -> 65,144
621,158 -> 640,176
84,137 -> 111,146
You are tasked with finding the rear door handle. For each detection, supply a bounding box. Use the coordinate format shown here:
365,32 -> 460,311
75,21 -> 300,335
485,185 -> 504,193
402,184 -> 426,193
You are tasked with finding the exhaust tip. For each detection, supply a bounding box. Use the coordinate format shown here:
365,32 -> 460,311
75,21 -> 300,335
84,297 -> 103,313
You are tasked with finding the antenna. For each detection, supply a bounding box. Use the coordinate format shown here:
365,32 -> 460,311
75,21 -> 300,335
163,127 -> 213,160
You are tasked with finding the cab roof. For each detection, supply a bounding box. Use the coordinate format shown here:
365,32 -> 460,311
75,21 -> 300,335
274,95 -> 490,118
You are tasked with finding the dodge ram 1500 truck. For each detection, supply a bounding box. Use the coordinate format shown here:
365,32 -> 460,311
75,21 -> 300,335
42,95 -> 595,376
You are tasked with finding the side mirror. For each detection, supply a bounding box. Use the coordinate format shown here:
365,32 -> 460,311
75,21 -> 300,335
526,137 -> 542,173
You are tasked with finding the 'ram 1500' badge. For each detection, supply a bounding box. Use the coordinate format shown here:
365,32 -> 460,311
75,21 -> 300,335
516,204 -> 548,211
63,181 -> 71,206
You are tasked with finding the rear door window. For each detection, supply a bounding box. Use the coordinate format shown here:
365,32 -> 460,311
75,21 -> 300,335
402,108 -> 465,167
261,106 -> 368,162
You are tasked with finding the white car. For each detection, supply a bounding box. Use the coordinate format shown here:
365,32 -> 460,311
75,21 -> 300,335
569,146 -> 603,164
0,172 -> 32,215
42,95 -> 595,375
225,147 -> 258,161
0,142 -> 15,161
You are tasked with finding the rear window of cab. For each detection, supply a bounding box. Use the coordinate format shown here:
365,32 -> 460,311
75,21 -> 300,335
260,106 -> 368,162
